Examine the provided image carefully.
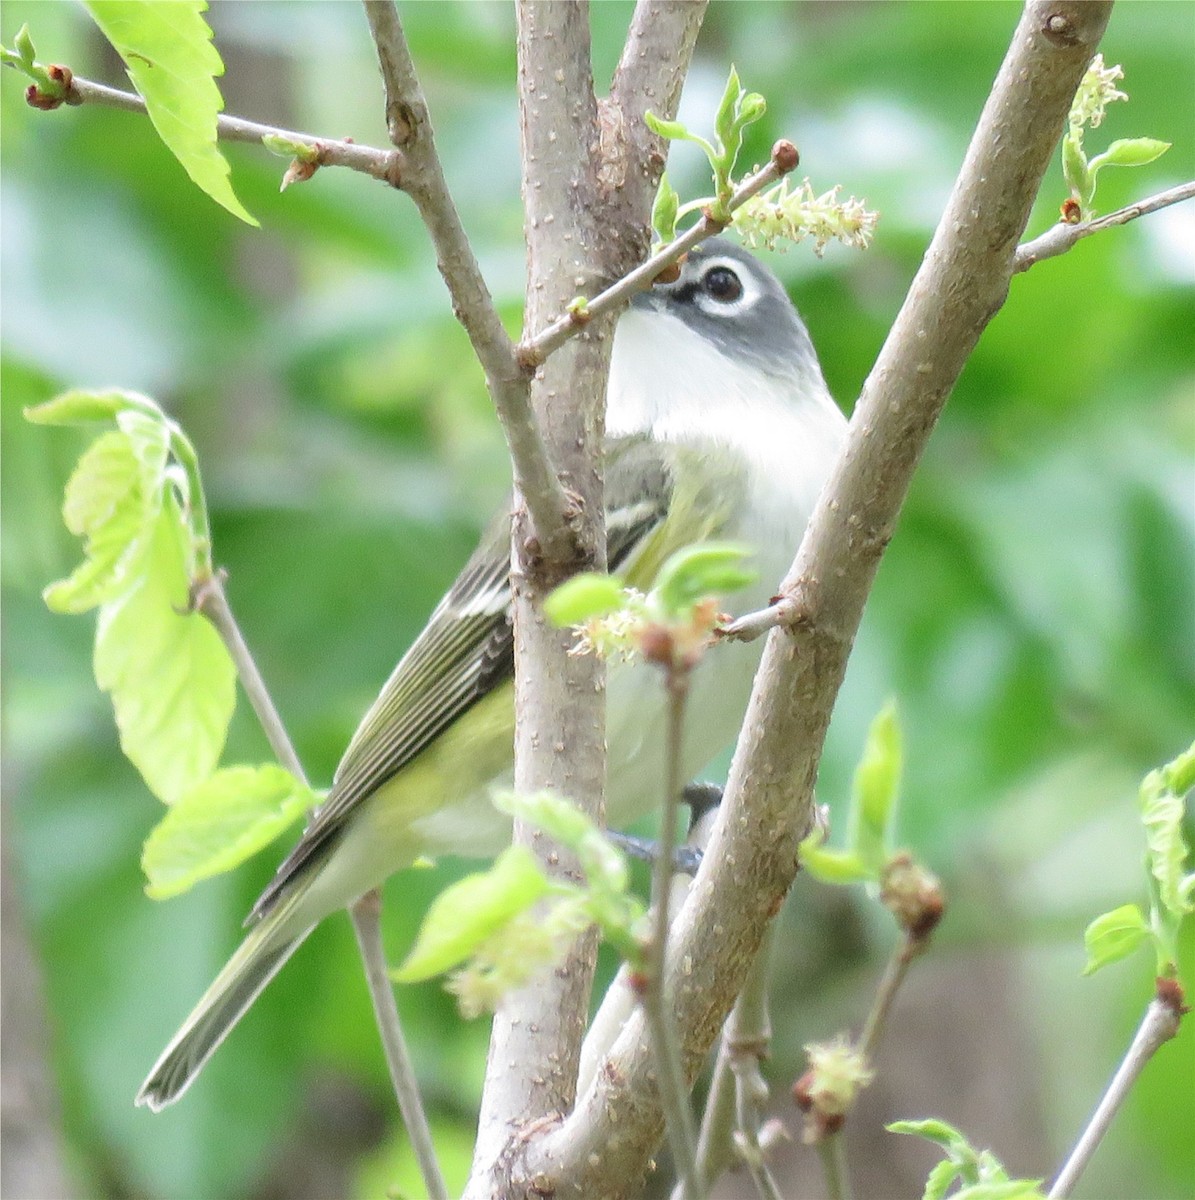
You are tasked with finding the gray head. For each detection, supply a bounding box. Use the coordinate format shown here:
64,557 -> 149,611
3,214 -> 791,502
630,238 -> 819,380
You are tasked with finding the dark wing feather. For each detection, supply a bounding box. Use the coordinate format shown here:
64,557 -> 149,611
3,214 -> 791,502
249,436 -> 670,922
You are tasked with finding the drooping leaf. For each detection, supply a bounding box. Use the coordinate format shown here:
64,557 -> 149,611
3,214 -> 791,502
1089,137 -> 1171,173
798,839 -> 874,886
81,1 -> 257,225
651,171 -> 680,244
142,765 -> 316,899
924,1159 -> 963,1200
887,1117 -> 971,1153
1081,903 -> 1150,976
393,846 -> 550,982
44,423 -> 167,613
1140,745 -> 1195,922
93,498 -> 236,803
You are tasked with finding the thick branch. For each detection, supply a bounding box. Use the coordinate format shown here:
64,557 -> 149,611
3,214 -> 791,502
360,0 -> 574,559
1014,180 -> 1195,271
521,4 -> 1113,1195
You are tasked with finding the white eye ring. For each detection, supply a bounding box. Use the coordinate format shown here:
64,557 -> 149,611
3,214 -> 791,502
692,255 -> 762,317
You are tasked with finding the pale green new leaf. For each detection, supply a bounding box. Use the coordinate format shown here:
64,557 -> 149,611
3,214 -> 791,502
1140,744 -> 1195,922
924,1159 -> 963,1200
544,573 -> 627,627
393,846 -> 550,982
849,700 -> 901,873
799,839 -> 873,885
142,765 -> 316,899
651,541 -> 755,617
888,1117 -> 971,1153
94,498 -> 236,804
82,1 -> 256,225
44,424 -> 167,613
951,1183 -> 1045,1200
1082,903 -> 1150,976
1088,137 -> 1171,174
24,387 -> 160,428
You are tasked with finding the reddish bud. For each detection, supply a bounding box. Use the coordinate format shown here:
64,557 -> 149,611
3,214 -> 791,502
771,139 -> 800,173
26,83 -> 63,111
1156,976 -> 1190,1016
47,63 -> 73,87
1060,197 -> 1083,224
792,1070 -> 814,1111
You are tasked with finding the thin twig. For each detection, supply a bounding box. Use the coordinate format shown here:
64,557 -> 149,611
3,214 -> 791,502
351,891 -> 451,1200
857,931 -> 923,1061
192,572 -> 448,1200
719,596 -> 802,645
816,1132 -> 852,1200
1048,986 -> 1185,1198
1014,180 -> 1195,273
646,664 -> 702,1198
58,75 -> 399,181
518,142 -> 799,368
360,0 -> 574,560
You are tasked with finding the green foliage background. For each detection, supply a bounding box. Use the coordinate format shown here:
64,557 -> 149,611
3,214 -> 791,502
2,3 -> 1192,1198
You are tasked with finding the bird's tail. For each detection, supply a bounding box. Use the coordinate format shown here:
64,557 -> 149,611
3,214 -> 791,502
136,889 -> 312,1111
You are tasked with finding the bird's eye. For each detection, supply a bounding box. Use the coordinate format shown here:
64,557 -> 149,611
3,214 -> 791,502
702,265 -> 743,303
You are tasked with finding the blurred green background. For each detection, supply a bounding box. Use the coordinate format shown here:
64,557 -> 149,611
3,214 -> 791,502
2,3 -> 1192,1198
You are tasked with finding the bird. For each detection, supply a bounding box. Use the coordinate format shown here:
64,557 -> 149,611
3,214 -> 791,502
136,237 -> 847,1110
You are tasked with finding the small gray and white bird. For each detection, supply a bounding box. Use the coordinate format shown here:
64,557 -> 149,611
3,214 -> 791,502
137,238 -> 846,1110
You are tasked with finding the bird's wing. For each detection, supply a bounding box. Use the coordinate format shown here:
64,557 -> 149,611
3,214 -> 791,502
248,436 -> 675,921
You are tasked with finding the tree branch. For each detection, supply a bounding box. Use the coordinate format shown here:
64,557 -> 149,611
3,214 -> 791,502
192,573 -> 447,1200
1048,982 -> 1186,1199
33,73 -> 402,180
360,0 -> 575,560
1014,180 -> 1195,272
519,5 -> 1114,1195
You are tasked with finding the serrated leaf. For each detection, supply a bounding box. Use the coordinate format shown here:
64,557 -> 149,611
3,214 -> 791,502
924,1159 -> 963,1200
82,1 -> 256,225
44,426 -> 167,614
1140,747 -> 1195,922
544,573 -> 627,627
94,498 -> 236,803
652,542 -> 755,617
1089,137 -> 1171,173
849,700 -> 901,872
393,846 -> 550,982
1082,903 -> 1150,975
1161,743 -> 1195,798
142,765 -> 316,899
25,386 -> 161,427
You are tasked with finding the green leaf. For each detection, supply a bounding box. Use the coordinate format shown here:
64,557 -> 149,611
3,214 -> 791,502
544,573 -> 627,627
644,110 -> 693,142
94,498 -> 236,803
651,172 -> 680,244
1089,137 -> 1171,174
951,1183 -> 1045,1200
1161,743 -> 1195,798
1140,745 -> 1195,922
142,765 -> 316,899
924,1159 -> 963,1200
652,542 -> 755,617
1082,903 -> 1150,975
849,700 -> 901,872
260,133 -> 319,163
81,1 -> 257,225
1061,132 -> 1093,210
44,423 -> 168,614
393,846 -> 550,982
25,386 -> 161,427
14,22 -> 36,68
887,1118 -> 970,1152
799,839 -> 874,885
714,65 -> 743,151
